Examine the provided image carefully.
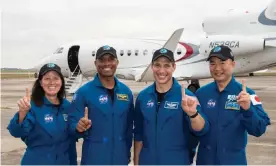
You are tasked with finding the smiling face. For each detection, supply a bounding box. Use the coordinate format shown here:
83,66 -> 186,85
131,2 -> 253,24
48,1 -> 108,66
40,71 -> 62,97
151,56 -> 176,85
95,54 -> 119,78
209,57 -> 235,83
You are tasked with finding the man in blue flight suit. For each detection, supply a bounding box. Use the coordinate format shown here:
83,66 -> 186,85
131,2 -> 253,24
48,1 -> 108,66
68,45 -> 134,165
133,48 -> 209,165
195,45 -> 271,165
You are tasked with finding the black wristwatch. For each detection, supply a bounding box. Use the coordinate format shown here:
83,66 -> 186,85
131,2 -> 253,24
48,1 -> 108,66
189,111 -> 198,118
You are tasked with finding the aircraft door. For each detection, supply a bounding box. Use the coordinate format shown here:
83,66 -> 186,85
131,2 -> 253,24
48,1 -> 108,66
68,45 -> 81,75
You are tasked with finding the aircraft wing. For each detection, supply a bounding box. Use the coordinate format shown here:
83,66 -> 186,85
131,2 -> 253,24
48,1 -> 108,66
134,28 -> 184,82
173,69 -> 193,80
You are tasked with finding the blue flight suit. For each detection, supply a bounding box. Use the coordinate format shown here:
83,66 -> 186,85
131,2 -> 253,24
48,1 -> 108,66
186,129 -> 199,164
195,76 -> 271,165
134,78 -> 209,165
68,74 -> 134,165
7,97 -> 77,165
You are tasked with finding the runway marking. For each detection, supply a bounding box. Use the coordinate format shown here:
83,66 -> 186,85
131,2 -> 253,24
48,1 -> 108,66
248,142 -> 276,147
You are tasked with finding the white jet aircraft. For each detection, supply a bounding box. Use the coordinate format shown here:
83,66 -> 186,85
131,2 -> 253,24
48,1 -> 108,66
34,0 -> 276,93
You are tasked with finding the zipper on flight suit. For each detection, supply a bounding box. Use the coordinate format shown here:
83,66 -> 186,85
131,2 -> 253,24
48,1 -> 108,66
111,89 -> 116,164
106,88 -> 116,164
155,98 -> 161,164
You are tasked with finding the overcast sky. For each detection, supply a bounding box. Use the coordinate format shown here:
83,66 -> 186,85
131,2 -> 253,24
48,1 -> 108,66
1,0 -> 272,68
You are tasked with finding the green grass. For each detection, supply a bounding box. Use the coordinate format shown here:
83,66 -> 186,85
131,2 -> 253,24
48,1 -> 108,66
1,73 -> 35,79
0,106 -> 12,110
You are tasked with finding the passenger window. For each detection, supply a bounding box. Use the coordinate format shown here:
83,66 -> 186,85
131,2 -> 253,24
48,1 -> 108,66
120,50 -> 124,56
92,50 -> 96,56
177,48 -> 182,55
127,50 -> 131,56
143,49 -> 148,56
135,50 -> 139,56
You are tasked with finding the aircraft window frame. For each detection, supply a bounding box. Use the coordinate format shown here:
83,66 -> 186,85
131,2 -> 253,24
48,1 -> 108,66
120,50 -> 124,56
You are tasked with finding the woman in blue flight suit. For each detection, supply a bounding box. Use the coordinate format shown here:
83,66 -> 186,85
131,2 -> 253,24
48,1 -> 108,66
7,63 -> 77,165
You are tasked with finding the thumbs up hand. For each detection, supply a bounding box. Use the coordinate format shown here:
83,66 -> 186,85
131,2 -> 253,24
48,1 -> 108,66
76,107 -> 92,132
17,88 -> 31,113
237,80 -> 251,110
181,84 -> 198,116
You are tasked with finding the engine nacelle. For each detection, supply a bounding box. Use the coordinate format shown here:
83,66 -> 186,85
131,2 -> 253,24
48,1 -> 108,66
200,35 -> 265,58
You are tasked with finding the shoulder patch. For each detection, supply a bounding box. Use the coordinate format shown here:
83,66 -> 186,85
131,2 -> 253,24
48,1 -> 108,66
250,94 -> 262,105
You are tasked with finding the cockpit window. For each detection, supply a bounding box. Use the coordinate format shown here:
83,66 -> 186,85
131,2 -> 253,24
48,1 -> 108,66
54,47 -> 63,54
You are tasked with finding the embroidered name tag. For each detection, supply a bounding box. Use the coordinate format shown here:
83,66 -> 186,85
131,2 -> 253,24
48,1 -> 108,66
117,94 -> 129,101
164,101 -> 179,109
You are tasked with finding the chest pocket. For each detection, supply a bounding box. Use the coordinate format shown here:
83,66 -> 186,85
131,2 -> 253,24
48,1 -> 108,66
159,106 -> 183,129
141,100 -> 182,127
220,94 -> 242,128
114,97 -> 131,117
87,94 -> 131,119
141,100 -> 156,123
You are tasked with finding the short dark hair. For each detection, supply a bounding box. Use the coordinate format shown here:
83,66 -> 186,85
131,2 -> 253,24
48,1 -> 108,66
31,71 -> 66,106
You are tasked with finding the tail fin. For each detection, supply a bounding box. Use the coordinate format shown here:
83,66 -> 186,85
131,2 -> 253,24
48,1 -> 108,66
135,28 -> 184,82
265,0 -> 276,20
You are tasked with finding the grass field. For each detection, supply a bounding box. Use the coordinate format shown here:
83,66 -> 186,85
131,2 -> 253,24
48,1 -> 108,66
1,72 -> 35,79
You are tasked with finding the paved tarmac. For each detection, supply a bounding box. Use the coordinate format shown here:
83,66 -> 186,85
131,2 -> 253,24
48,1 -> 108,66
1,76 -> 276,165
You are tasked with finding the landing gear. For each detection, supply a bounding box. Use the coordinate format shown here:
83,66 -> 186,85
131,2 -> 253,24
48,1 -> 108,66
187,79 -> 200,93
